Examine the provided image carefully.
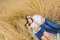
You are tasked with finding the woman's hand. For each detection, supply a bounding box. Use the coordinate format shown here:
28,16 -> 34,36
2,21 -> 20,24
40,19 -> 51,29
33,21 -> 40,32
26,24 -> 32,31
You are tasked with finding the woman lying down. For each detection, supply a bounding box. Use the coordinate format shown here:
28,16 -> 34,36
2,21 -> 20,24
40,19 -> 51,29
25,15 -> 60,40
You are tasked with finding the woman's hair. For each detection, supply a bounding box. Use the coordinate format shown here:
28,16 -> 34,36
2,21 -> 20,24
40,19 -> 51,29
25,18 -> 33,27
25,16 -> 28,20
25,15 -> 31,20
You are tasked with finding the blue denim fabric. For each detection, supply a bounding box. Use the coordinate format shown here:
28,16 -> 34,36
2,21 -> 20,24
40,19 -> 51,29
40,19 -> 60,33
35,27 -> 45,40
35,19 -> 60,39
45,19 -> 60,30
40,24 -> 58,33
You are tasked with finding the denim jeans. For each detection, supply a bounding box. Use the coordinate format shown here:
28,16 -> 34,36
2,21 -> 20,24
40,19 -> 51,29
35,27 -> 45,40
45,19 -> 60,30
35,19 -> 60,39
40,19 -> 60,33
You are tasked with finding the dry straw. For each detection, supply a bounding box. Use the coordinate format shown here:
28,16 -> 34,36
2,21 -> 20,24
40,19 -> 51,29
0,0 -> 60,40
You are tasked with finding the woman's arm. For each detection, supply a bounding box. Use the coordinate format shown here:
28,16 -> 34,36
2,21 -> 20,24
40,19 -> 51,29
26,24 -> 32,31
33,21 -> 40,32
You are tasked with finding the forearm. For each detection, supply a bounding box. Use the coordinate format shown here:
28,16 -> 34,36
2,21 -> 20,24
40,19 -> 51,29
34,23 -> 40,32
28,27 -> 32,31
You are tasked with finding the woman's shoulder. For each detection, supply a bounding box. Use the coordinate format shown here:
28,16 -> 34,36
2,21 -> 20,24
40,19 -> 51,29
30,22 -> 35,26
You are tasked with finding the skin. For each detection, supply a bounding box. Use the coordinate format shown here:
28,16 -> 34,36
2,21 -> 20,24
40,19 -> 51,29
27,16 -> 31,19
28,19 -> 32,24
42,31 -> 54,40
41,36 -> 48,40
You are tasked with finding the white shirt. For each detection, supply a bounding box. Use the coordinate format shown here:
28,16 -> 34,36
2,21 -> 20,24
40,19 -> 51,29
30,22 -> 41,34
32,27 -> 41,34
32,15 -> 45,25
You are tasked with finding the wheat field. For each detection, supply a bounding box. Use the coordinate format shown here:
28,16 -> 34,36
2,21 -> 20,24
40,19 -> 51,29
0,0 -> 60,40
